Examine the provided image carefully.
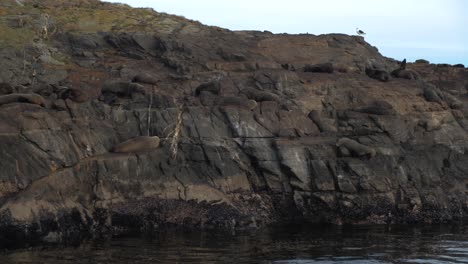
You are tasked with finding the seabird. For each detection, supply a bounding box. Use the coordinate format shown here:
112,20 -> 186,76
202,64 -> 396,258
356,28 -> 366,36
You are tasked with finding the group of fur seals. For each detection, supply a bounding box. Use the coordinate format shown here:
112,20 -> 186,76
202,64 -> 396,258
1,82 -> 92,107
99,81 -> 146,104
303,63 -> 334,73
365,59 -> 423,82
112,136 -> 161,153
336,137 -> 376,158
0,93 -> 46,107
194,81 -> 260,110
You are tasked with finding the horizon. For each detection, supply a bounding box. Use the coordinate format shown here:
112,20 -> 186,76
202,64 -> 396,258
104,0 -> 468,65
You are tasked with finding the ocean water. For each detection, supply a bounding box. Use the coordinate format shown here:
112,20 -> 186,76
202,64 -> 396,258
1,224 -> 467,264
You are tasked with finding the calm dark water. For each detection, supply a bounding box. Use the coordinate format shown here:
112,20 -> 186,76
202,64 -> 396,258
1,225 -> 467,264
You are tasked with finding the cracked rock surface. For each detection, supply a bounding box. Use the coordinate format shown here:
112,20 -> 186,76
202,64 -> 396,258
0,0 -> 467,242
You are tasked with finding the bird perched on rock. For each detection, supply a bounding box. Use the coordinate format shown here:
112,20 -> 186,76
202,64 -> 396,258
356,28 -> 366,36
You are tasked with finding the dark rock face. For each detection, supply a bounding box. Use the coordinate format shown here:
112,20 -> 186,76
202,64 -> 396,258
0,0 -> 467,243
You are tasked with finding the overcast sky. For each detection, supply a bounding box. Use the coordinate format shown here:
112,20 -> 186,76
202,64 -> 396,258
106,0 -> 467,65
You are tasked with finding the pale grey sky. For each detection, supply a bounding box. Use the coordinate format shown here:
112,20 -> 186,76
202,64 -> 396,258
106,0 -> 467,65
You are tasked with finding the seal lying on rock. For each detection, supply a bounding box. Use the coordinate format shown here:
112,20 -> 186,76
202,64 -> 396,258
423,85 -> 442,103
132,73 -> 159,85
391,59 -> 419,80
195,81 -> 220,96
444,93 -> 464,109
357,100 -> 396,115
308,110 -> 337,132
303,63 -> 334,73
112,136 -> 161,153
0,93 -> 46,107
240,88 -> 280,102
392,69 -> 419,80
0,83 -> 14,95
365,67 -> 390,82
60,88 -> 89,103
216,96 -> 257,110
101,81 -> 146,97
336,137 -> 376,158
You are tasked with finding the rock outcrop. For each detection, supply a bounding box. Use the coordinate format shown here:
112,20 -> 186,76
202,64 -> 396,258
0,0 -> 467,243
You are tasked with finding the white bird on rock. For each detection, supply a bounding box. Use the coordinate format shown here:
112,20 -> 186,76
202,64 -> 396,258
356,28 -> 366,36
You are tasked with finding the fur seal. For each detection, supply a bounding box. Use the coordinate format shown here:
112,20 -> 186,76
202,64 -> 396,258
423,85 -> 442,103
391,59 -> 419,80
357,100 -> 396,115
216,96 -> 257,110
132,73 -> 159,85
419,119 -> 442,132
60,88 -> 89,103
391,69 -> 419,80
303,63 -> 334,73
32,84 -> 55,96
308,110 -> 337,132
240,88 -> 280,102
365,67 -> 390,82
0,93 -> 46,107
336,137 -> 376,158
0,83 -> 14,95
444,93 -> 463,109
101,81 -> 145,97
281,63 -> 296,71
199,91 -> 217,106
195,81 -> 220,96
112,136 -> 161,153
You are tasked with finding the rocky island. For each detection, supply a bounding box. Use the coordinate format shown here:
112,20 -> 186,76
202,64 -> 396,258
0,0 -> 467,244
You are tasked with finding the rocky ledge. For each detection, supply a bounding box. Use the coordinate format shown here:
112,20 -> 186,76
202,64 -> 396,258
0,0 -> 467,243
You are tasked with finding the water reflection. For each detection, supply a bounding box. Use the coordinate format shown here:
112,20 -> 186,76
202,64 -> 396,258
2,224 -> 467,264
